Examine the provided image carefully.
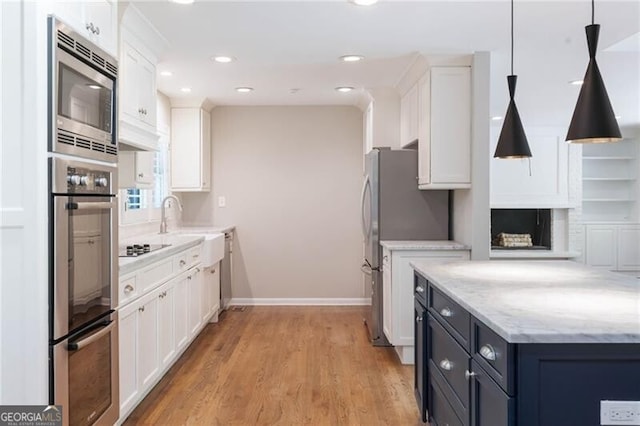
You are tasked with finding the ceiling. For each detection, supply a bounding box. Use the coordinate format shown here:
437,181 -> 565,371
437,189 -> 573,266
132,0 -> 640,128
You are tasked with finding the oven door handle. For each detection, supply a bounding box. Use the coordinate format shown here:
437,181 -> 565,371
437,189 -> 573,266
66,201 -> 116,211
67,320 -> 114,351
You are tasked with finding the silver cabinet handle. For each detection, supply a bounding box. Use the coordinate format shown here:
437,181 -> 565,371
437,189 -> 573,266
479,344 -> 496,361
383,255 -> 388,262
440,307 -> 453,317
124,284 -> 134,294
187,275 -> 192,280
138,306 -> 145,312
439,359 -> 453,371
159,293 -> 163,299
95,26 -> 100,35
415,286 -> 425,293
138,173 -> 144,178
179,260 -> 186,267
193,254 -> 199,258
196,267 -> 201,273
210,269 -> 216,274
416,316 -> 423,322
465,370 -> 477,380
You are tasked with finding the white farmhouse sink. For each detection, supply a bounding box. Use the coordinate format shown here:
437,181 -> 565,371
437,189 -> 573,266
179,232 -> 224,268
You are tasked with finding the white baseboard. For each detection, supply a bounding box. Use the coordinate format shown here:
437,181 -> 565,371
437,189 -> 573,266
229,298 -> 371,306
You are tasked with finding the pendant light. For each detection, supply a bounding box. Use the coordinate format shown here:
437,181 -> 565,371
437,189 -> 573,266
494,0 -> 532,159
566,0 -> 622,143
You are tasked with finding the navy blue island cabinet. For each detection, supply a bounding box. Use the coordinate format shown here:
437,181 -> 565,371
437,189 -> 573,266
413,269 -> 640,426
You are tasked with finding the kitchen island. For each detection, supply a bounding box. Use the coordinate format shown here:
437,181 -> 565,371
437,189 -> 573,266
411,260 -> 640,426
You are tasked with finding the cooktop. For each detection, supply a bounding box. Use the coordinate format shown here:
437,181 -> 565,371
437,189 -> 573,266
118,243 -> 171,257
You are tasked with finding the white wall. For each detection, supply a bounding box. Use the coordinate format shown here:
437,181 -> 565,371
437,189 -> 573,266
181,106 -> 366,302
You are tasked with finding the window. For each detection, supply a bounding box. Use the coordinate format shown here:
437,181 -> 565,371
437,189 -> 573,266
120,141 -> 169,224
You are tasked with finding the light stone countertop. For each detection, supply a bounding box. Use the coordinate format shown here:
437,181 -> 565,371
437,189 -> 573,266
119,234 -> 203,276
380,240 -> 469,251
177,225 -> 236,234
410,260 -> 640,344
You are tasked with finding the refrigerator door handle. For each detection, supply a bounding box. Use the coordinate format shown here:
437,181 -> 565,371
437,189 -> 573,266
360,174 -> 371,241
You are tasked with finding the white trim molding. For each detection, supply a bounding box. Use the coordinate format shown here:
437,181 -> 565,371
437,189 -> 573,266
229,298 -> 371,306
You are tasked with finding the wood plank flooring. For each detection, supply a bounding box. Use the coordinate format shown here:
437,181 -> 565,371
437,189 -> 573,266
124,306 -> 427,426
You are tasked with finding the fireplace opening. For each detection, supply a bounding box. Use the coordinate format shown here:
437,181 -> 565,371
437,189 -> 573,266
491,209 -> 551,250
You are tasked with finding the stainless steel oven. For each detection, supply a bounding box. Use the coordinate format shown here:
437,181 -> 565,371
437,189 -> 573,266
49,157 -> 118,425
48,16 -> 118,163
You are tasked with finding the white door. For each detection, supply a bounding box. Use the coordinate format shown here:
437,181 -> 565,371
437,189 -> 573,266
118,302 -> 139,416
137,292 -> 160,390
121,43 -> 141,122
188,268 -> 202,336
174,274 -> 189,352
585,226 -> 617,270
617,226 -> 640,271
210,265 -> 221,320
158,283 -> 176,368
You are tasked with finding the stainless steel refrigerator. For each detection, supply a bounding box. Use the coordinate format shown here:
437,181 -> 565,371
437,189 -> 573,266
361,148 -> 449,346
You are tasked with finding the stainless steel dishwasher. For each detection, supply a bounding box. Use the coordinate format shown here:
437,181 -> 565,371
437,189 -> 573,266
220,231 -> 233,310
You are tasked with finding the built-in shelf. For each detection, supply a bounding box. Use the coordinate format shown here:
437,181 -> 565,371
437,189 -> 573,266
583,177 -> 636,181
582,140 -> 639,223
583,156 -> 634,160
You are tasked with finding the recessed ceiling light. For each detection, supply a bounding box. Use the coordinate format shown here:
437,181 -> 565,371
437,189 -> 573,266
159,71 -> 173,77
335,86 -> 354,93
491,116 -> 503,121
340,55 -> 364,62
351,0 -> 378,5
180,87 -> 192,93
212,56 -> 236,63
235,87 -> 253,93
569,80 -> 584,86
170,0 -> 195,4
87,84 -> 101,90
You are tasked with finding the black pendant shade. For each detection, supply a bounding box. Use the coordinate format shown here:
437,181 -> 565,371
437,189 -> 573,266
494,75 -> 532,159
566,24 -> 622,144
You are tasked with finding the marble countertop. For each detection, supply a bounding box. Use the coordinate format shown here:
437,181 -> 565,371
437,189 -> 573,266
490,250 -> 580,259
119,234 -> 203,276
410,260 -> 640,344
177,225 -> 235,234
380,240 -> 469,251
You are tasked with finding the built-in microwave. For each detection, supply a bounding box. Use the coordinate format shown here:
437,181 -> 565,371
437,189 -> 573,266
48,16 -> 118,163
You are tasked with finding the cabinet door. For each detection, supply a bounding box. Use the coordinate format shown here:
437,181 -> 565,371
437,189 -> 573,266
364,103 -> 373,154
585,226 -> 617,270
200,109 -> 211,190
414,300 -> 428,423
50,2 -> 85,35
118,302 -> 139,416
138,54 -> 157,128
174,274 -> 189,352
118,151 -> 154,188
430,67 -> 471,185
188,268 -> 203,336
617,226 -> 640,270
201,267 -> 211,323
470,361 -> 515,426
171,108 -> 202,189
382,250 -> 393,343
158,284 -> 176,368
121,43 -> 141,123
401,84 -> 419,147
210,265 -> 221,318
84,0 -> 117,55
138,292 -> 160,390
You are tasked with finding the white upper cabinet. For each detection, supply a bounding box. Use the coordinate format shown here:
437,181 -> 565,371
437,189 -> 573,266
418,66 -> 472,189
170,108 -> 211,192
490,127 -> 570,208
51,0 -> 118,56
400,84 -> 419,148
118,151 -> 155,189
118,4 -> 167,151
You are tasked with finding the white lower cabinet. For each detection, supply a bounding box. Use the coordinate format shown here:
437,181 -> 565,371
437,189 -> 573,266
382,246 -> 470,364
203,263 -> 221,323
583,223 -> 640,272
118,243 -> 209,422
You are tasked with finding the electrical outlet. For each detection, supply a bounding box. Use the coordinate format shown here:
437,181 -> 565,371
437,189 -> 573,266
601,401 -> 640,425
218,196 -> 226,208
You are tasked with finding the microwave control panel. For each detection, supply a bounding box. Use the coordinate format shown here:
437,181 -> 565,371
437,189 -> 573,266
65,166 -> 112,195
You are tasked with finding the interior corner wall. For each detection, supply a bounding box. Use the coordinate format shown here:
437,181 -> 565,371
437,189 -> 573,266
182,106 -> 365,300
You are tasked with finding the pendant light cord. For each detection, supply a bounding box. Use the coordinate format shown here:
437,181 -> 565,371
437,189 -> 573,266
592,0 -> 595,24
511,0 -> 514,75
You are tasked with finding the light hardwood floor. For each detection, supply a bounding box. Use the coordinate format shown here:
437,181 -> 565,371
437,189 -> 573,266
124,306 -> 427,426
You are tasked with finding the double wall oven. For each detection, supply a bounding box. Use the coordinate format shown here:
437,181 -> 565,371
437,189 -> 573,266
48,16 -> 119,426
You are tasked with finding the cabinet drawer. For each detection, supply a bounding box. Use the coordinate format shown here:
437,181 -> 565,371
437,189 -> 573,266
429,370 -> 465,426
140,258 -> 173,293
414,272 -> 428,306
119,274 -> 138,305
470,360 -> 515,426
173,253 -> 189,272
430,285 -> 470,349
428,315 -> 470,415
471,319 -> 515,395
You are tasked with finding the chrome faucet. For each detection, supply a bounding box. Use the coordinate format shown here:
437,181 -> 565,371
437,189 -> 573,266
159,195 -> 183,234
